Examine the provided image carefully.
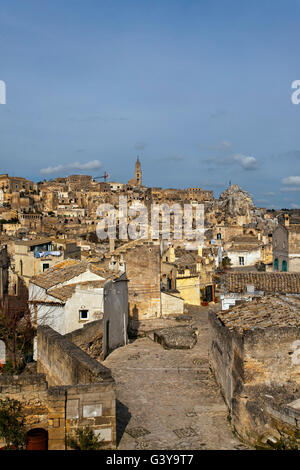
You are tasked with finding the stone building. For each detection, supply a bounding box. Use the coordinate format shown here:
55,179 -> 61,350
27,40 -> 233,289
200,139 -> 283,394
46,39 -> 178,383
0,174 -> 35,193
19,213 -> 42,232
106,239 -> 184,321
128,156 -> 142,187
66,174 -> 93,191
8,238 -> 63,285
273,214 -> 300,272
162,245 -> 216,305
0,325 -> 116,450
209,295 -> 300,448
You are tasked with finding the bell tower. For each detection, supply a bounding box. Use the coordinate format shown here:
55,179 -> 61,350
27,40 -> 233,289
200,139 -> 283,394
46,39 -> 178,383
135,156 -> 142,186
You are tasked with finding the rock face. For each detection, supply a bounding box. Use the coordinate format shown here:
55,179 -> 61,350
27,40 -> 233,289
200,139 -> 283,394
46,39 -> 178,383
217,184 -> 254,223
153,326 -> 198,349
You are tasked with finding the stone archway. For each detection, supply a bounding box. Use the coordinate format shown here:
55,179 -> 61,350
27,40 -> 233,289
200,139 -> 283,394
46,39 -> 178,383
26,428 -> 48,450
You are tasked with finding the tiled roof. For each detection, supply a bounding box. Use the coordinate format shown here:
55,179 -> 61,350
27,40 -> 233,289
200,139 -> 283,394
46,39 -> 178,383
223,272 -> 300,294
175,252 -> 198,267
14,237 -> 52,247
49,283 -> 77,301
30,259 -> 108,289
49,280 -> 107,302
230,235 -> 259,243
216,295 -> 300,333
227,243 -> 260,252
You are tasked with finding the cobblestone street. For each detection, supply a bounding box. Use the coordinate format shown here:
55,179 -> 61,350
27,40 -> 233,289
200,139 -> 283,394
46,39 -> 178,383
104,305 -> 249,450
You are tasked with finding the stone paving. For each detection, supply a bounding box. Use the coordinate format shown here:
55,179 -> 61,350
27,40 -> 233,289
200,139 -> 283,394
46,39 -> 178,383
103,304 -> 249,450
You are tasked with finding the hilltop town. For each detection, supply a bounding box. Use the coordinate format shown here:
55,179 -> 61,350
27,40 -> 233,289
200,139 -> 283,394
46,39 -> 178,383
0,158 -> 300,450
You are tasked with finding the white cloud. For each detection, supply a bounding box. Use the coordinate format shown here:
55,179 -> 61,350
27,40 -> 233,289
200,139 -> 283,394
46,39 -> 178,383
232,154 -> 258,170
211,140 -> 232,150
159,154 -> 184,162
40,160 -> 102,175
281,176 -> 300,185
280,187 -> 300,192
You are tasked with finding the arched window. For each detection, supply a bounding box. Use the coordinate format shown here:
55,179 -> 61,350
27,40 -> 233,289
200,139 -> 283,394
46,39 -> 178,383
274,258 -> 279,271
282,260 -> 288,272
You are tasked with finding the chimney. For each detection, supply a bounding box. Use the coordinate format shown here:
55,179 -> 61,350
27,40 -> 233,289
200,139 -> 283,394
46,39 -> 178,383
169,246 -> 175,263
284,213 -> 290,227
109,238 -> 115,253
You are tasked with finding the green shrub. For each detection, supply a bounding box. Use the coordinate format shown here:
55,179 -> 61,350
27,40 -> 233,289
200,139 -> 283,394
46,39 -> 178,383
0,398 -> 26,450
67,426 -> 104,450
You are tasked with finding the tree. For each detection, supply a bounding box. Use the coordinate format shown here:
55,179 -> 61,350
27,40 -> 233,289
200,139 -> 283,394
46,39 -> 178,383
0,398 -> 26,450
222,256 -> 232,270
0,279 -> 34,372
66,426 -> 104,450
87,231 -> 98,243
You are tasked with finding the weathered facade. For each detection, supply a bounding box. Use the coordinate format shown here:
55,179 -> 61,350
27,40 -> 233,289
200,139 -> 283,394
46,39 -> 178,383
0,325 -> 116,450
209,296 -> 300,448
102,278 -> 128,359
273,215 -> 300,272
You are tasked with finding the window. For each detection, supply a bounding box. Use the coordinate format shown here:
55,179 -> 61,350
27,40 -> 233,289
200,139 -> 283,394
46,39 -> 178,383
79,310 -> 89,320
43,263 -> 50,272
217,233 -> 222,240
239,257 -> 244,266
274,258 -> 279,271
282,260 -> 288,272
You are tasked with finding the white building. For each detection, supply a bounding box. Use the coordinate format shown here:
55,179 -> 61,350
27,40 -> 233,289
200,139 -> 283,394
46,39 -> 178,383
226,235 -> 262,267
29,259 -> 126,335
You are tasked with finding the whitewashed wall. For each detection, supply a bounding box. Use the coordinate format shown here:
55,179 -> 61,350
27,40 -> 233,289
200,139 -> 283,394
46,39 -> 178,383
227,248 -> 261,267
64,286 -> 104,334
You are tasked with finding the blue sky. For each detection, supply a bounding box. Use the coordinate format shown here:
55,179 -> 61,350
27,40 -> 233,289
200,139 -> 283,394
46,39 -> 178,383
0,0 -> 300,208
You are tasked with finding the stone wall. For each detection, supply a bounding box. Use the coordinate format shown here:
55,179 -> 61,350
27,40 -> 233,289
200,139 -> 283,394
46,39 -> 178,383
209,310 -> 300,448
0,325 -> 117,449
161,292 -> 184,316
37,326 -> 111,386
65,320 -> 102,349
0,373 -> 49,448
208,311 -> 244,409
